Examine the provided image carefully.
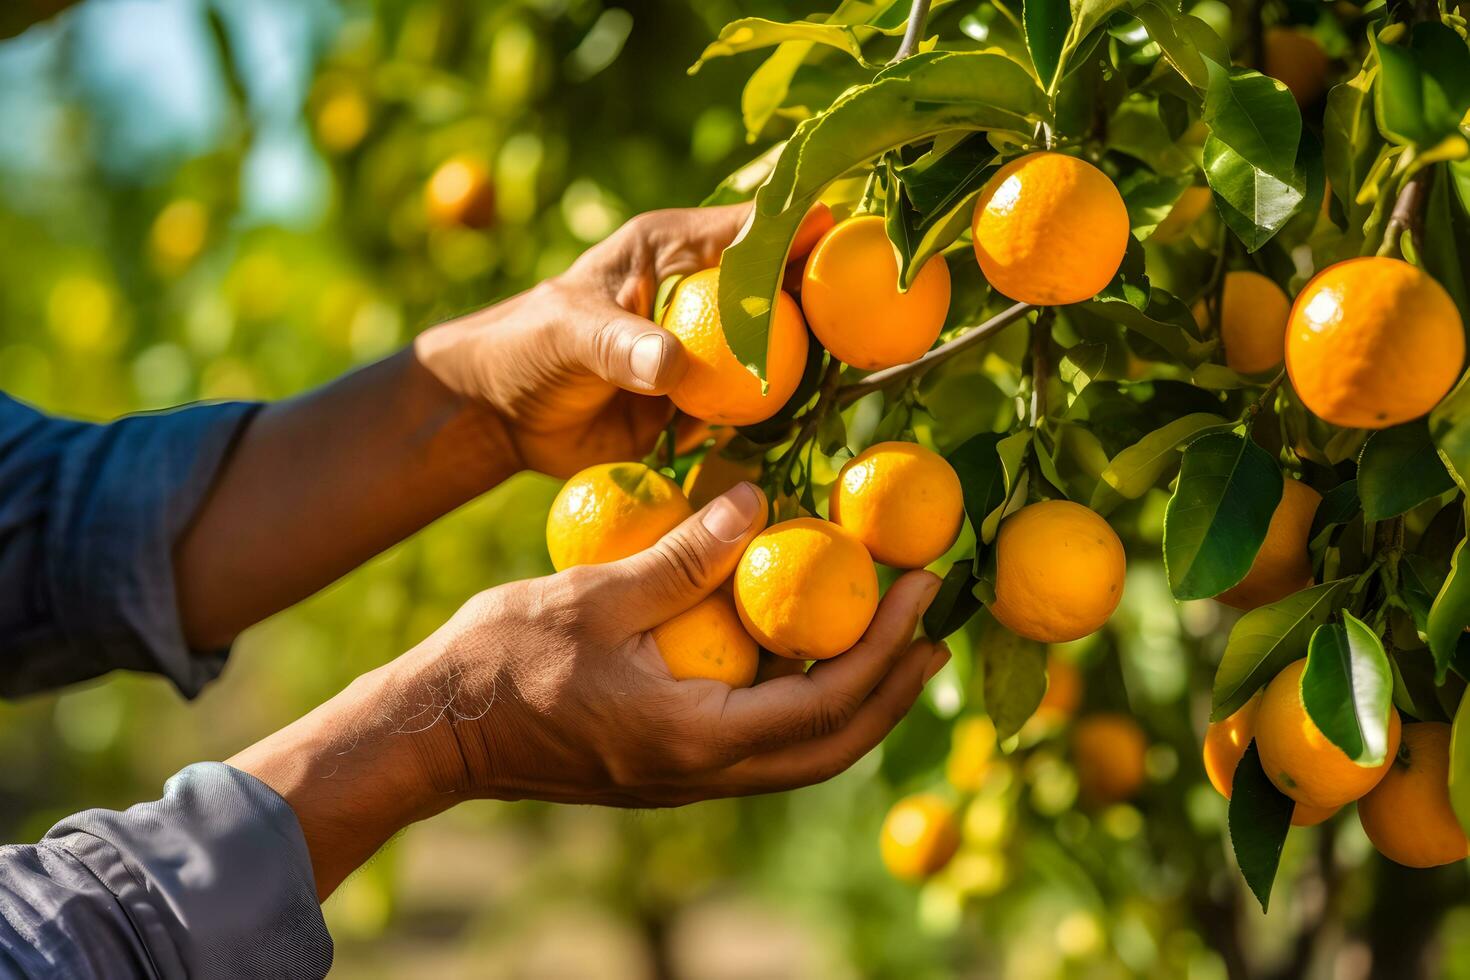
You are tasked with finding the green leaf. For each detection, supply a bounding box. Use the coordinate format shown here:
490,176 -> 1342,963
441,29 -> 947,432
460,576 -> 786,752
703,144 -> 785,206
925,561 -> 985,640
1071,0 -> 1130,46
1429,534 -> 1470,683
1204,135 -> 1305,252
887,141 -> 999,288
978,613 -> 1049,740
689,17 -> 882,73
1229,741 -> 1295,913
1400,553 -> 1443,635
1164,432 -> 1283,601
1371,23 -> 1470,151
1357,420 -> 1456,520
1212,578 -> 1353,720
1204,63 -> 1302,180
1131,2 -> 1227,92
1430,370 -> 1470,494
1301,613 -> 1395,766
1024,0 -> 1070,89
719,51 -> 1047,378
1323,65 -> 1383,243
1070,291 -> 1207,363
1450,688 -> 1470,840
981,431 -> 1035,542
1095,412 -> 1230,503
948,432 -> 1009,532
1309,479 -> 1360,544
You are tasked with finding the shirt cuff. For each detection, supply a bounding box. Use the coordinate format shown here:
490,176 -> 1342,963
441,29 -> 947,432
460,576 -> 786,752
44,762 -> 333,978
42,401 -> 260,698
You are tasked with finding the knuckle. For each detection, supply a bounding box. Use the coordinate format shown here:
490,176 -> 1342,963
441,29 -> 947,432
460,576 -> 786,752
650,534 -> 713,594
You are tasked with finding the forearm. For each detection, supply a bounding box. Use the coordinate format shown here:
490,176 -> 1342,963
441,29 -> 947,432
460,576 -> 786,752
176,349 -> 515,648
227,646 -> 464,900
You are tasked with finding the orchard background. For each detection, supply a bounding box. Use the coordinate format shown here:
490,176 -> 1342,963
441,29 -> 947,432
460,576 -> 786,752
2,0 -> 1470,977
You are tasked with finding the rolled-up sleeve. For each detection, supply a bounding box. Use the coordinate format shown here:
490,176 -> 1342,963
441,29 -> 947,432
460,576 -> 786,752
0,393 -> 260,698
0,762 -> 333,978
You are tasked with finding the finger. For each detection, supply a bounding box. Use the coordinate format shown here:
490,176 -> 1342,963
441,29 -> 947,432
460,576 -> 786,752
705,570 -> 941,760
711,640 -> 948,794
599,483 -> 766,630
651,203 -> 754,274
583,307 -> 688,395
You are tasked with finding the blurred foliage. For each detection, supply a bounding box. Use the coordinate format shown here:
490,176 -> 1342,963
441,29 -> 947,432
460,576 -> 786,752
1,1 -> 1469,978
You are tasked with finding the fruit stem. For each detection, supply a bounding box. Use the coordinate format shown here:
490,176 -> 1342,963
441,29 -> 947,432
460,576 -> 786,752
834,301 -> 1035,408
889,0 -> 933,63
1376,163 -> 1434,260
1028,309 -> 1053,429
1240,369 -> 1286,426
772,356 -> 845,491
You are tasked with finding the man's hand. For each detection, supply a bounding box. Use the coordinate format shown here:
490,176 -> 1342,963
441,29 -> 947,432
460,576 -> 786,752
230,483 -> 947,898
416,205 -> 752,476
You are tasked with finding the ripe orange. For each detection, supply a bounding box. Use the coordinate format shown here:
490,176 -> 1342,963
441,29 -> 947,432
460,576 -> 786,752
662,268 -> 810,426
1255,658 -> 1402,809
1193,270 -> 1292,375
1358,723 -> 1470,868
651,593 -> 759,687
546,462 -> 693,571
1072,713 -> 1148,807
946,715 -> 999,792
426,154 -> 496,229
1286,257 -> 1465,429
1150,185 -> 1213,244
682,429 -> 764,509
1216,478 -> 1320,610
971,152 -> 1130,306
733,518 -> 879,660
801,215 -> 951,370
1264,27 -> 1331,107
783,202 -> 837,294
989,500 -> 1126,643
1035,653 -> 1083,726
880,793 -> 961,881
1202,693 -> 1339,826
829,441 -> 964,568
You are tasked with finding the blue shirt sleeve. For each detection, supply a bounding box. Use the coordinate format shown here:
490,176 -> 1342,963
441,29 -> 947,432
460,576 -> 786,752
0,393 -> 261,699
0,762 -> 333,979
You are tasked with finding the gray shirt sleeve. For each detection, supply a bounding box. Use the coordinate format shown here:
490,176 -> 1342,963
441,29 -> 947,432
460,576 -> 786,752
0,763 -> 333,979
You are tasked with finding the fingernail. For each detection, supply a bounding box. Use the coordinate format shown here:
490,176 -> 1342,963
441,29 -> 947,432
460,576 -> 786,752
702,483 -> 761,542
631,334 -> 666,386
922,644 -> 951,684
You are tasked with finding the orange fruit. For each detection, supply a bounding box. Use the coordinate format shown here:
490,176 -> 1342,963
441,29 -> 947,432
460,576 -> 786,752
801,215 -> 951,370
662,268 -> 810,426
1358,723 -> 1470,868
1072,713 -> 1148,806
733,518 -> 879,660
829,441 -> 964,568
426,154 -> 496,228
1216,478 -> 1320,610
880,793 -> 961,881
682,429 -> 764,510
546,462 -> 693,571
972,152 -> 1130,306
1035,653 -> 1083,725
1149,185 -> 1213,244
1264,27 -> 1331,107
1255,658 -> 1402,810
1202,693 -> 1339,827
1193,271 -> 1292,375
946,715 -> 999,792
1286,257 -> 1465,430
989,500 -> 1126,643
651,593 -> 759,687
789,202 -> 835,263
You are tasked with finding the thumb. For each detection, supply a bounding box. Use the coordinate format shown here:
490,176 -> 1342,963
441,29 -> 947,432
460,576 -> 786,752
603,482 -> 766,631
586,309 -> 688,396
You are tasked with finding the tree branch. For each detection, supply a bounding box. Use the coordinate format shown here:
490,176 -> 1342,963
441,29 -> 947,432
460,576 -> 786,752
889,0 -> 933,63
1377,164 -> 1434,260
834,301 -> 1035,408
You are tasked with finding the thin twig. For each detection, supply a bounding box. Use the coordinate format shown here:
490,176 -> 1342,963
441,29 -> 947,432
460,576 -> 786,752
1029,309 -> 1054,428
1377,165 -> 1434,260
1242,368 -> 1287,426
835,301 -> 1035,408
889,0 -> 933,63
772,357 -> 845,486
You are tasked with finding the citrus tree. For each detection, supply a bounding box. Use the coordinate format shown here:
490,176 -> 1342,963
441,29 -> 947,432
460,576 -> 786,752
567,0 -> 1470,922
